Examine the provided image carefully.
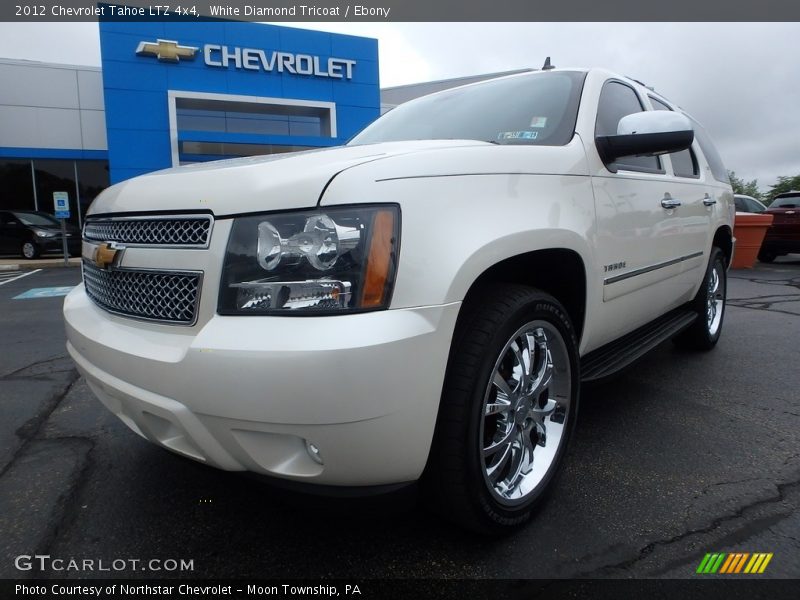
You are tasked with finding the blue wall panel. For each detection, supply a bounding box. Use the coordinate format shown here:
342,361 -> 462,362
99,21 -> 379,184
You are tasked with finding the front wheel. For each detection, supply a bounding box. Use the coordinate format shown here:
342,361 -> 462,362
674,247 -> 727,350
425,285 -> 579,534
21,241 -> 40,259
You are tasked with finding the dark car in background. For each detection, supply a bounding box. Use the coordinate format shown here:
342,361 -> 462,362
759,191 -> 800,262
0,210 -> 81,259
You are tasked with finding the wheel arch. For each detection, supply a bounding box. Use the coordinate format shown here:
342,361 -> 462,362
457,247 -> 588,346
713,225 -> 733,268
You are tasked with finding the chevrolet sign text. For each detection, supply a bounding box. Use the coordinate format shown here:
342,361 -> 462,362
204,45 -> 356,79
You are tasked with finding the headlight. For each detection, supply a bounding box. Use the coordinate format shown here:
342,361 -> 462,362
34,230 -> 56,238
219,205 -> 400,315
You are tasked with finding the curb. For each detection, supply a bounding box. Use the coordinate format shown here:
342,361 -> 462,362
0,260 -> 80,270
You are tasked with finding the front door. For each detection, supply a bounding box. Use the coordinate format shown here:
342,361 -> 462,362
591,81 -> 688,342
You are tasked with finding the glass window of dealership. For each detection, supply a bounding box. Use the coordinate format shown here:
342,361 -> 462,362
0,20 -> 381,228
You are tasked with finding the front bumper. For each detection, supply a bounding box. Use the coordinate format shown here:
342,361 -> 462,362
64,285 -> 460,486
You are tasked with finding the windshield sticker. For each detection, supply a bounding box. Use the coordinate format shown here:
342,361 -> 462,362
530,116 -> 548,128
497,131 -> 538,141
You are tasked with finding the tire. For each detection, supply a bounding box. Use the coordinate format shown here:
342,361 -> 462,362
424,285 -> 580,534
758,250 -> 776,263
21,241 -> 40,259
674,247 -> 726,351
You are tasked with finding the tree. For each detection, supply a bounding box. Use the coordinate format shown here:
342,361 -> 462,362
728,170 -> 762,201
765,175 -> 800,204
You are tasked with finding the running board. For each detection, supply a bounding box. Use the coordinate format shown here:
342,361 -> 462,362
580,309 -> 697,383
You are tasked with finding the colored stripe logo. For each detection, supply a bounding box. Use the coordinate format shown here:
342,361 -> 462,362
696,552 -> 773,574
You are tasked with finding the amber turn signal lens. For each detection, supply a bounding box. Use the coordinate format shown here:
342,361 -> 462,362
360,209 -> 395,307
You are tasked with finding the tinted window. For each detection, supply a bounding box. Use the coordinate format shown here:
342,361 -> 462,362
351,71 -> 586,147
734,196 -> 765,213
76,161 -> 110,218
0,159 -> 35,213
595,82 -> 661,172
33,160 -> 79,228
12,211 -> 61,227
771,195 -> 800,208
689,118 -> 729,184
649,96 -> 699,178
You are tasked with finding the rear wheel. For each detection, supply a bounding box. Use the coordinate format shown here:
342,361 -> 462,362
674,247 -> 726,350
21,241 -> 40,259
758,250 -> 776,263
425,285 -> 579,534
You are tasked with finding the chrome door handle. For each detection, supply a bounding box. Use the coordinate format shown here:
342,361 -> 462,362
703,194 -> 717,206
661,197 -> 681,209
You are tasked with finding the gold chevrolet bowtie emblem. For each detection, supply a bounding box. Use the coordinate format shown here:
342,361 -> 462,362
135,39 -> 199,63
93,243 -> 122,270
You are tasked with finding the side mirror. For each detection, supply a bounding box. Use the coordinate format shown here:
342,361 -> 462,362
596,111 -> 694,164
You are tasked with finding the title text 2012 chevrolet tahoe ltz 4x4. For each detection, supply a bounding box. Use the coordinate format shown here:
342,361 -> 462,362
64,68 -> 734,533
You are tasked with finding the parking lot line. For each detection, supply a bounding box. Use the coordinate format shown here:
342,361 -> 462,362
13,286 -> 75,299
0,269 -> 41,286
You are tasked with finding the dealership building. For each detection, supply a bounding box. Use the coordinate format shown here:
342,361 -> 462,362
0,20 -> 516,230
0,20 -> 382,229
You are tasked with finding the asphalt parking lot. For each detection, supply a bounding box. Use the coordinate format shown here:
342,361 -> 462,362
0,260 -> 798,580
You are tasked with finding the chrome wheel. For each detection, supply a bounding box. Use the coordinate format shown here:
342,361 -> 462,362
480,320 -> 571,506
706,262 -> 725,336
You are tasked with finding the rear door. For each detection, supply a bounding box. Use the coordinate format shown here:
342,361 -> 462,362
647,96 -> 710,291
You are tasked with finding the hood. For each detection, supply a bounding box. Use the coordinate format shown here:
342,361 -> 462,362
88,140 -> 490,217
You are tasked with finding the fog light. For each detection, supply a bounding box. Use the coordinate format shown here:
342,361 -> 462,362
305,440 -> 323,465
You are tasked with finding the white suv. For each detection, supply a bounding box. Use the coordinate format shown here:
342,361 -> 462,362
64,67 -> 734,533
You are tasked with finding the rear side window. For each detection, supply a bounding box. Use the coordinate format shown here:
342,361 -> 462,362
772,195 -> 800,208
595,81 -> 661,173
689,118 -> 729,184
649,96 -> 699,178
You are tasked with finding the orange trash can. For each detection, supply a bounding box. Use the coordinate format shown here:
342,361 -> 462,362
732,212 -> 774,269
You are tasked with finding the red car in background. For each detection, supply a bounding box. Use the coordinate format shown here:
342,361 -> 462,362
759,191 -> 800,262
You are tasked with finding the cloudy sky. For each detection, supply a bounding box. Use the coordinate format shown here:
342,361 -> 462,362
1,22 -> 798,191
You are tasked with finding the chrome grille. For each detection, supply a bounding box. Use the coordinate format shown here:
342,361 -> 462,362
82,260 -> 202,325
83,216 -> 212,247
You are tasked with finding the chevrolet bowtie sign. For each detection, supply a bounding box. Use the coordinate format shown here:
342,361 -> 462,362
136,39 -> 357,80
136,40 -> 199,62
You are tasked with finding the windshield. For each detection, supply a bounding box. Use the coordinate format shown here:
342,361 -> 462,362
771,196 -> 800,208
12,211 -> 60,227
350,70 -> 586,147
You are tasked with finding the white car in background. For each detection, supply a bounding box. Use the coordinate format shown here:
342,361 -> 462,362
734,194 -> 767,213
64,67 -> 733,533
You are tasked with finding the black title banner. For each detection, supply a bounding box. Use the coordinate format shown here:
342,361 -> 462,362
3,0 -> 800,22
